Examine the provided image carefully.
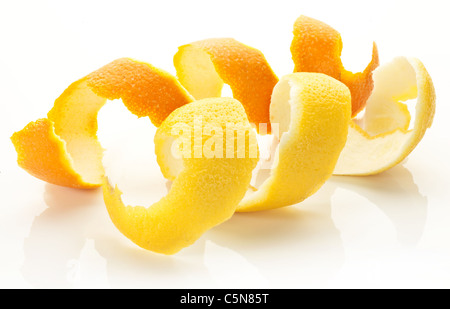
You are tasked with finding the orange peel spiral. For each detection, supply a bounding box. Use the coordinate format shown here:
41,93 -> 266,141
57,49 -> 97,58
291,15 -> 379,117
174,38 -> 279,133
11,58 -> 194,188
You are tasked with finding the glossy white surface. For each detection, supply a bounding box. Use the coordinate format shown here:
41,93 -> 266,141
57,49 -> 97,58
1,0 -> 449,289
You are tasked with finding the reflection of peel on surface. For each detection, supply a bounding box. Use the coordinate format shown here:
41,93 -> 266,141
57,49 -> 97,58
328,165 -> 428,247
11,58 -> 194,189
237,73 -> 351,212
22,183 -> 103,288
104,98 -> 258,254
334,57 -> 436,175
207,205 -> 345,288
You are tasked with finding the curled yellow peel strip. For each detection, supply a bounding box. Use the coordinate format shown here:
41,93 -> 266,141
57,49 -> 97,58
104,98 -> 258,254
11,58 -> 194,188
334,57 -> 436,175
237,73 -> 351,212
173,38 -> 279,133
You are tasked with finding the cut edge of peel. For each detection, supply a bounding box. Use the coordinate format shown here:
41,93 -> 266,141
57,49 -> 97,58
174,38 -> 279,133
291,15 -> 379,117
103,98 -> 258,254
11,58 -> 193,189
237,72 -> 351,212
333,57 -> 436,176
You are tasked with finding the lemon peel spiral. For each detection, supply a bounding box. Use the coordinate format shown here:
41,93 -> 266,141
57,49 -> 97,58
104,98 -> 258,254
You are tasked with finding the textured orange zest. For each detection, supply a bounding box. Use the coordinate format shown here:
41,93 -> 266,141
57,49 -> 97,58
86,58 -> 194,127
174,38 -> 279,133
11,58 -> 193,189
291,15 -> 379,117
10,119 -> 92,188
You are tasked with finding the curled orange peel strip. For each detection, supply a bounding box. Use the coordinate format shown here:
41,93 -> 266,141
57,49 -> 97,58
173,38 -> 279,133
11,58 -> 194,188
291,15 -> 379,117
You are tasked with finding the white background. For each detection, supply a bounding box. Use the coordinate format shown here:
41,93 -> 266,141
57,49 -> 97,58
1,0 -> 450,289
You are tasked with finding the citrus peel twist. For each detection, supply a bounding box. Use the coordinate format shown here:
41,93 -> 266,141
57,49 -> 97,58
174,38 -> 279,133
291,15 -> 379,117
289,16 -> 435,176
10,14 -> 436,254
104,98 -> 258,254
11,58 -> 194,188
334,57 -> 436,175
237,73 -> 351,212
